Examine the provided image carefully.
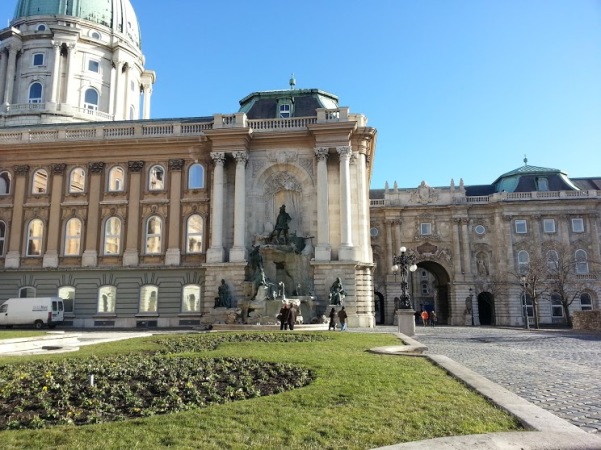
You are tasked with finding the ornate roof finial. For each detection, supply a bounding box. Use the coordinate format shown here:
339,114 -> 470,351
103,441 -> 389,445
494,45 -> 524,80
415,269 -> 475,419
289,73 -> 296,90
523,154 -> 528,166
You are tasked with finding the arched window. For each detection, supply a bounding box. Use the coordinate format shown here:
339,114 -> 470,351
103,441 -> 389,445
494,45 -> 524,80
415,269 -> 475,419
108,166 -> 125,192
188,163 -> 205,189
550,293 -> 563,317
580,293 -> 593,311
145,216 -> 162,254
103,217 -> 121,255
129,105 -> 136,120
186,214 -> 203,254
148,165 -> 165,190
0,221 -> 6,255
0,171 -> 10,195
19,287 -> 36,298
58,286 -> 75,313
84,88 -> 99,110
32,169 -> 48,194
140,285 -> 158,313
98,285 -> 116,313
27,219 -> 44,256
69,167 -> 86,193
575,249 -> 589,274
29,82 -> 43,103
546,250 -> 558,272
517,250 -> 529,273
64,218 -> 82,256
182,285 -> 201,313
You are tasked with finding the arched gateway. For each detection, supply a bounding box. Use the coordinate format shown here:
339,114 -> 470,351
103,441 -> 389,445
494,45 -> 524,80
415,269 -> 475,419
413,261 -> 451,325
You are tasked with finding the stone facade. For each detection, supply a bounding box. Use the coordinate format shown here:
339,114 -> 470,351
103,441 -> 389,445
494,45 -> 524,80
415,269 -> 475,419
572,311 -> 601,331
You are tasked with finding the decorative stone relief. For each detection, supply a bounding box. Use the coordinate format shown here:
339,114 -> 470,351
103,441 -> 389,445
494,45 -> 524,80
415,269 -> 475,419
410,181 -> 439,205
127,161 -> 144,173
52,163 -> 66,174
267,151 -> 298,164
168,159 -> 185,171
252,159 -> 266,179
88,162 -> 105,174
210,152 -> 226,165
298,157 -> 314,180
14,165 -> 30,176
233,151 -> 249,164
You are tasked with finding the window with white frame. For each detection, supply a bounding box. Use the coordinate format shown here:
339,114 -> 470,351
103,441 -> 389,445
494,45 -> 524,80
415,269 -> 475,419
87,59 -> 100,73
420,223 -> 432,236
84,88 -> 99,111
182,285 -> 201,313
90,31 -> 101,40
64,218 -> 82,256
186,214 -> 203,254
188,163 -> 204,189
0,171 -> 10,195
69,167 -> 86,193
98,285 -> 116,313
543,218 -> 555,233
0,221 -> 5,255
19,287 -> 36,298
108,166 -> 124,192
515,220 -> 527,234
546,250 -> 559,272
27,219 -> 44,256
575,249 -> 589,274
149,165 -> 165,190
580,293 -> 593,311
103,217 -> 121,255
58,286 -> 75,313
32,53 -> 45,67
279,104 -> 291,118
571,218 -> 584,233
536,177 -> 549,191
29,82 -> 43,103
145,216 -> 162,254
517,250 -> 529,273
551,293 -> 563,317
32,169 -> 48,193
139,285 -> 158,313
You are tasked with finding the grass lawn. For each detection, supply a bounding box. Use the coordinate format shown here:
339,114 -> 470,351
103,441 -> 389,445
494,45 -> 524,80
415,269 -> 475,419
0,331 -> 522,449
0,330 -> 48,340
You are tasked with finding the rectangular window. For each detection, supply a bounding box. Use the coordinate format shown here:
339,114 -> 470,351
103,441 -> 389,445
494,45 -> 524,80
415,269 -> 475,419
571,218 -> 584,233
88,60 -> 100,73
33,53 -> 45,66
543,218 -> 556,233
515,220 -> 527,234
279,104 -> 291,118
537,177 -> 549,191
420,223 -> 432,236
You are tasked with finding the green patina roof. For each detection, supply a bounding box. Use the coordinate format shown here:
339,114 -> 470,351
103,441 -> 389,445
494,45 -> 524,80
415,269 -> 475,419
12,0 -> 141,48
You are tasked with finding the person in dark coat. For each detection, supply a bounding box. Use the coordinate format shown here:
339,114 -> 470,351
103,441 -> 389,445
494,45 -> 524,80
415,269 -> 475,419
337,306 -> 348,331
287,303 -> 297,331
279,303 -> 290,330
328,307 -> 336,330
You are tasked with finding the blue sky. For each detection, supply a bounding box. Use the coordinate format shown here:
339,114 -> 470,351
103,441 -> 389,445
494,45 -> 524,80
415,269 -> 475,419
2,0 -> 601,189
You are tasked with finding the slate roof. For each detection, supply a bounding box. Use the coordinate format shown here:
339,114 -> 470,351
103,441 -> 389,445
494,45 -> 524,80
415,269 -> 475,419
238,89 -> 339,119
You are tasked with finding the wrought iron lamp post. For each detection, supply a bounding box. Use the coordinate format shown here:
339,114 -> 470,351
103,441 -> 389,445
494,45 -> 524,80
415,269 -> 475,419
520,275 -> 530,330
392,246 -> 418,309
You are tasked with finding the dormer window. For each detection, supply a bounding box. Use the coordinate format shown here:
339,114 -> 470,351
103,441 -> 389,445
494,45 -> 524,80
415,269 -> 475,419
536,177 -> 549,191
279,104 -> 291,118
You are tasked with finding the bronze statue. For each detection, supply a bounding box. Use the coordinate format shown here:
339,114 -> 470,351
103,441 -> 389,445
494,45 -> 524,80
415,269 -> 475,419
269,204 -> 292,244
329,277 -> 346,305
215,279 -> 232,308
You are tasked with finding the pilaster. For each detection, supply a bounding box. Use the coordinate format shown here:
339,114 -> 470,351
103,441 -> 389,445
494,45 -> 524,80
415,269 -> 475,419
43,163 -> 66,268
207,152 -> 226,263
314,147 -> 331,261
165,159 -> 184,266
5,164 -> 29,268
123,161 -> 144,266
337,146 -> 354,261
230,151 -> 249,262
82,162 -> 104,267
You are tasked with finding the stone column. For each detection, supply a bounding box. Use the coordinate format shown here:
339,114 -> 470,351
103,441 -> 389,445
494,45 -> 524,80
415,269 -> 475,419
230,151 -> 248,262
0,49 -> 8,105
108,64 -> 116,116
355,149 -> 370,262
43,164 -> 66,268
142,83 -> 152,119
393,219 -> 402,254
113,61 -> 124,120
165,159 -> 184,266
461,218 -> 471,278
5,165 -> 29,268
314,147 -> 331,261
207,152 -> 226,263
337,145 -> 354,260
385,220 -> 393,274
453,218 -> 464,278
49,42 -> 62,105
64,44 -> 77,106
590,213 -> 601,262
123,161 -> 144,266
82,162 -> 105,267
123,65 -> 132,118
3,45 -> 19,105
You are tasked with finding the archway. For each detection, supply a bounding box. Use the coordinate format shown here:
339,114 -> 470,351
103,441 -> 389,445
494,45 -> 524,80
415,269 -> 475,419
374,291 -> 385,325
413,261 -> 451,325
478,292 -> 495,325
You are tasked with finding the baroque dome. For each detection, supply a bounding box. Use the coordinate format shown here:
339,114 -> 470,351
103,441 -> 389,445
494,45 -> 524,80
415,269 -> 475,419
12,0 -> 141,48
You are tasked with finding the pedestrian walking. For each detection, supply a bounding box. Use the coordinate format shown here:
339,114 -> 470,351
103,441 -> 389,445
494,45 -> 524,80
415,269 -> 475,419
420,310 -> 429,327
287,303 -> 297,331
337,306 -> 348,331
328,307 -> 336,330
279,303 -> 290,330
430,310 -> 437,327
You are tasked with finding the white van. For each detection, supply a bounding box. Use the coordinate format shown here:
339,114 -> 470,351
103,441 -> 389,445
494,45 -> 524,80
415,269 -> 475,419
0,297 -> 64,329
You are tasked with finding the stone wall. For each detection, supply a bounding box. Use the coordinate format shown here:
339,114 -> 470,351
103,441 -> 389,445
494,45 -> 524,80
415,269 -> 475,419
572,311 -> 601,331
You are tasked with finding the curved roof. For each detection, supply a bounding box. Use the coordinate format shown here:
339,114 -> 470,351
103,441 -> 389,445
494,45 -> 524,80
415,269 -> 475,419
492,163 -> 579,193
12,0 -> 142,48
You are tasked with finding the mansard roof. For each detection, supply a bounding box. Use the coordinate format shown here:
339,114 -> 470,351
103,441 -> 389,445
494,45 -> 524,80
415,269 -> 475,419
238,88 -> 339,119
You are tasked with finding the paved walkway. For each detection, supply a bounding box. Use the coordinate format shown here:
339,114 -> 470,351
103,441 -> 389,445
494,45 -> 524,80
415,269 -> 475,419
407,326 -> 601,434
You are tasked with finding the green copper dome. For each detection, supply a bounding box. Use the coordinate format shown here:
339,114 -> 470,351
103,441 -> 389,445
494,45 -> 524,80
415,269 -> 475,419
12,0 -> 142,48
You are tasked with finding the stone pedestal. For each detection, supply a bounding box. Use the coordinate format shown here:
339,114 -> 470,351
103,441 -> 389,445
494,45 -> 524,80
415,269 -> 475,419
397,309 -> 416,337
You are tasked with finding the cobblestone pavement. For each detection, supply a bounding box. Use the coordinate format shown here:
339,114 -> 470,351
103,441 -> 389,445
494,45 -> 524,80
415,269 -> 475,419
407,326 -> 601,434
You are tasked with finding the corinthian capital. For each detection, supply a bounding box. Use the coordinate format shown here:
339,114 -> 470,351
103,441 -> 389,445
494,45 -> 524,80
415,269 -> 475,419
336,146 -> 352,159
233,151 -> 249,164
314,147 -> 329,161
211,152 -> 226,165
